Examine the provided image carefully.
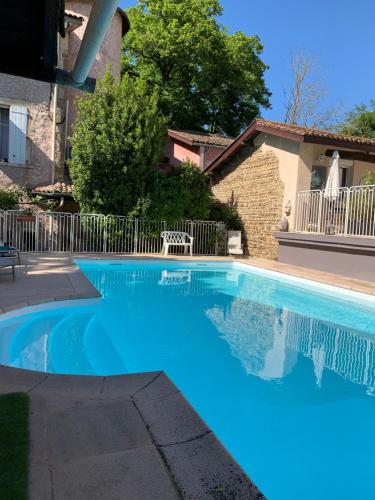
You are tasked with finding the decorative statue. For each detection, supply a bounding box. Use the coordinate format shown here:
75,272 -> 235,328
279,216 -> 289,232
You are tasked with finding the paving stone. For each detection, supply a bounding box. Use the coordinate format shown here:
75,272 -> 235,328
135,390 -> 210,446
52,447 -> 180,500
0,365 -> 47,394
161,432 -> 264,500
32,373 -> 103,398
133,371 -> 180,401
29,465 -> 53,500
45,400 -> 152,462
102,371 -> 160,399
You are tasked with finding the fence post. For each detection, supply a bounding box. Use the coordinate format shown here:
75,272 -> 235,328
317,191 -> 323,233
70,214 -> 75,253
103,216 -> 108,254
134,218 -> 138,254
35,213 -> 40,252
343,188 -> 351,236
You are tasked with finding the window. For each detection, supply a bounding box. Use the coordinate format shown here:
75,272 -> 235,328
0,105 -> 28,165
0,107 -> 9,162
311,166 -> 326,190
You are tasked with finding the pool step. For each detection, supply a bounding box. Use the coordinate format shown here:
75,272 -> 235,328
9,313 -> 65,371
48,312 -> 96,375
84,315 -> 127,375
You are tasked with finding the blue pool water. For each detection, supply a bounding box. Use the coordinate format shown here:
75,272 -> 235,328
1,260 -> 375,499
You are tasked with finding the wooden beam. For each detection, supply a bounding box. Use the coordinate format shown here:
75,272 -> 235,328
325,149 -> 375,165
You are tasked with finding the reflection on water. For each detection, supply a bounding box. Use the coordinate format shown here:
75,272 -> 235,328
207,300 -> 375,392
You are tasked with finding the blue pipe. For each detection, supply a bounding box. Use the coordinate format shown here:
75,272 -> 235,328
56,0 -> 120,92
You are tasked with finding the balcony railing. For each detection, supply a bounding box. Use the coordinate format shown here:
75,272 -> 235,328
295,184 -> 375,237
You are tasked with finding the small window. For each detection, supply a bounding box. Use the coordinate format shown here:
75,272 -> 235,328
0,107 -> 9,162
311,166 -> 326,190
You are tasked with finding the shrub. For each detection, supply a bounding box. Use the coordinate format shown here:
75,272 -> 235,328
0,189 -> 19,210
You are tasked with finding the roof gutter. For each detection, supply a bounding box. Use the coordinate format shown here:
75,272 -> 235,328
56,0 -> 122,93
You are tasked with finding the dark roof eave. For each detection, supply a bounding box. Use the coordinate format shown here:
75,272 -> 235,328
302,135 -> 375,153
117,7 -> 130,36
31,191 -> 73,199
204,119 -> 375,174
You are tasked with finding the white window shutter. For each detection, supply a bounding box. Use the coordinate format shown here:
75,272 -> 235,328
9,105 -> 28,165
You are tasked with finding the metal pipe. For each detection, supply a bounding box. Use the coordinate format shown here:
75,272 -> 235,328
72,0 -> 120,86
51,84 -> 58,184
55,0 -> 119,92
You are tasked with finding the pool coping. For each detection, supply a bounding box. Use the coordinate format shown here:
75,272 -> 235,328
0,366 -> 264,499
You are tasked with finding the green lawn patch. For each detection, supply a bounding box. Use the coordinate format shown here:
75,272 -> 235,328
0,393 -> 29,500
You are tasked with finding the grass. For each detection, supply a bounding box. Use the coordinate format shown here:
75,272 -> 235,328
0,393 -> 29,500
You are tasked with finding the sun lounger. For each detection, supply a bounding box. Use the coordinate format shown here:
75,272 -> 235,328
0,257 -> 16,281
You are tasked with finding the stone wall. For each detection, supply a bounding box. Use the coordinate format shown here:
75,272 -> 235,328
0,78 -> 53,189
211,145 -> 284,260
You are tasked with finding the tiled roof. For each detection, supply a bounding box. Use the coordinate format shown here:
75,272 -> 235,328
253,119 -> 375,147
168,129 -> 234,148
32,182 -> 73,196
205,119 -> 375,173
65,12 -> 84,23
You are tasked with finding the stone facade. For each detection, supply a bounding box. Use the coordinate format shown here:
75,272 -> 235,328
211,145 -> 284,259
0,1 -> 124,192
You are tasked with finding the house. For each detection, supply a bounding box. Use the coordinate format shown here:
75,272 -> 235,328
165,129 -> 234,171
205,119 -> 375,280
0,1 -> 129,203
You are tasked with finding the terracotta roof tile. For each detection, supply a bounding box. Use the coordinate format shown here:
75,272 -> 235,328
168,129 -> 234,148
205,119 -> 375,173
254,119 -> 375,146
32,182 -> 73,196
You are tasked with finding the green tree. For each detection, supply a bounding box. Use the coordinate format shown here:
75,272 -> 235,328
150,161 -> 212,221
338,100 -> 375,138
122,0 -> 270,136
69,72 -> 165,215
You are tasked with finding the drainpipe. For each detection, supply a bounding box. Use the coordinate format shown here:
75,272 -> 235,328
51,84 -> 58,185
56,0 -> 120,93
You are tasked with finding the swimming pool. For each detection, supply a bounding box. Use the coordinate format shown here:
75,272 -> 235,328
0,259 -> 374,499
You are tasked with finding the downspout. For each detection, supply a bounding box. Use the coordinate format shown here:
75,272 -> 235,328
56,0 -> 120,93
51,84 -> 58,185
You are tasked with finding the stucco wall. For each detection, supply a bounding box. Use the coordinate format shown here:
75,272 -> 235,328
204,146 -> 225,169
211,145 -> 284,259
0,79 -> 53,189
352,160 -> 375,185
0,0 -> 124,191
168,140 -> 201,167
65,1 -> 124,136
254,134 -> 302,230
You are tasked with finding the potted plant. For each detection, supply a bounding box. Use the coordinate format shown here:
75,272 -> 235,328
16,208 -> 36,222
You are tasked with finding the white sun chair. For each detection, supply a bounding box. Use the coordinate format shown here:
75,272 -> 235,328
227,230 -> 244,256
161,231 -> 194,256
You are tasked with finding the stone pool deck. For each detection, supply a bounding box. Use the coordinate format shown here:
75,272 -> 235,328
0,367 -> 262,499
1,252 -> 375,499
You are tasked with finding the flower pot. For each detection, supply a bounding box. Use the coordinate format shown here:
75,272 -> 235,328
16,215 -> 35,222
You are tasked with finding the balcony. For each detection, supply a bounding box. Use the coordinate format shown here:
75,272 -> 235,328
294,184 -> 375,238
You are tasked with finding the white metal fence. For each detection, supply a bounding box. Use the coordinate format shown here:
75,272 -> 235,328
295,184 -> 375,237
0,210 -> 225,255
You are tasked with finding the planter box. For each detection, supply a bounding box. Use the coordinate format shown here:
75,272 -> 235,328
16,215 -> 35,222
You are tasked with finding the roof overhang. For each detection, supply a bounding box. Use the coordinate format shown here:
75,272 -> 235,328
168,129 -> 230,149
204,120 -> 375,174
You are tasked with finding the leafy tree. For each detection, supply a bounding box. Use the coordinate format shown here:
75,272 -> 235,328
338,100 -> 375,138
69,72 -> 165,216
150,161 -> 212,221
122,0 -> 270,136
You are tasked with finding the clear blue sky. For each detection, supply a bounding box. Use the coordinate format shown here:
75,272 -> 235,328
119,0 -> 375,123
